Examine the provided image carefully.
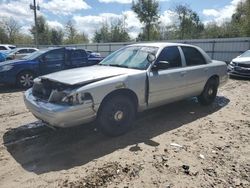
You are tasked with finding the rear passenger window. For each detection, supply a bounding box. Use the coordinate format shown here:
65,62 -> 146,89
157,46 -> 182,68
71,50 -> 88,66
181,47 -> 206,66
29,49 -> 36,53
45,50 -> 64,62
71,50 -> 87,60
0,46 -> 7,50
18,49 -> 29,54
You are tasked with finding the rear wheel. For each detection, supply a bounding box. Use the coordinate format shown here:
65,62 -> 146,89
97,95 -> 136,136
17,71 -> 34,89
198,78 -> 218,105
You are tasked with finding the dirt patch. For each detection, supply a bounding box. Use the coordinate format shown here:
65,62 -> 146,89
0,78 -> 249,188
59,162 -> 142,188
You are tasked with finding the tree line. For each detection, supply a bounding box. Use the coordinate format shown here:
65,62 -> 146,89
0,0 -> 249,45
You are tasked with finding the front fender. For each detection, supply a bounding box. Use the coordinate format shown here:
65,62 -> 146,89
76,72 -> 147,111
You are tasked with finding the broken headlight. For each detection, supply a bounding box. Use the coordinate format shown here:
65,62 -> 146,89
61,92 -> 92,105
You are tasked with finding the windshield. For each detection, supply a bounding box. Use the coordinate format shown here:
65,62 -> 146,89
99,46 -> 158,70
240,50 -> 250,58
21,49 -> 47,60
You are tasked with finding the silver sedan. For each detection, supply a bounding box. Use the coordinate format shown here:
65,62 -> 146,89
24,43 -> 228,136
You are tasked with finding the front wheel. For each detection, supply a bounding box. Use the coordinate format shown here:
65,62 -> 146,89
17,71 -> 34,89
198,78 -> 218,105
97,95 -> 136,137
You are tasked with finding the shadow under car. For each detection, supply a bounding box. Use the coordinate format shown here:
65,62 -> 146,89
3,96 -> 230,174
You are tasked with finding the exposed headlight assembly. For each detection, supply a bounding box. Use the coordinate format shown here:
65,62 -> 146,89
0,65 -> 13,72
61,92 -> 92,105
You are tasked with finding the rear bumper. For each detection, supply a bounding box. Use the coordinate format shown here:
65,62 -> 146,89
24,89 -> 96,128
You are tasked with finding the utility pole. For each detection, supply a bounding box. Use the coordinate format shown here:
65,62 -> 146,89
30,0 -> 40,48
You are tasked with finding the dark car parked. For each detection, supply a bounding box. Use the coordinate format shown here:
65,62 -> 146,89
228,50 -> 250,78
0,47 -> 103,88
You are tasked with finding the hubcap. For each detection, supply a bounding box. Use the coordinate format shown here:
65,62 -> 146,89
20,74 -> 33,87
208,88 -> 214,95
114,110 -> 124,121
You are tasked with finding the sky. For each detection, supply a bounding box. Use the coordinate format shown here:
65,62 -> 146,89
0,0 -> 245,39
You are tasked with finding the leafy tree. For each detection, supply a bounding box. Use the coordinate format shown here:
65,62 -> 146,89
0,26 -> 8,43
64,20 -> 77,44
30,16 -> 50,45
174,5 -> 204,39
110,19 -> 130,42
50,28 -> 63,45
93,19 -> 130,43
132,0 -> 160,41
93,23 -> 110,43
0,17 -> 22,43
231,0 -> 250,36
137,25 -> 160,41
74,32 -> 89,44
64,20 -> 89,44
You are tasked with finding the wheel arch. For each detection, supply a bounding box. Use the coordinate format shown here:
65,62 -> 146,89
97,88 -> 139,115
16,69 -> 37,87
208,75 -> 219,86
16,69 -> 36,81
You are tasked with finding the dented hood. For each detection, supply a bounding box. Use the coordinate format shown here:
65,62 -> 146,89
40,65 -> 141,85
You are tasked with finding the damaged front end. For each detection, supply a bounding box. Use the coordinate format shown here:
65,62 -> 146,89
24,78 -> 96,128
32,78 -> 93,106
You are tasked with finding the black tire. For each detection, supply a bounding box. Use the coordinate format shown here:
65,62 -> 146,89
17,71 -> 34,89
97,95 -> 136,136
198,78 -> 218,105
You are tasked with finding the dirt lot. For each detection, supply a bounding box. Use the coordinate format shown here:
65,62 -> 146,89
0,78 -> 249,188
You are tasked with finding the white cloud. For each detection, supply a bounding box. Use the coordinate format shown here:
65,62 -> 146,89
47,20 -> 64,29
42,0 -> 91,15
160,10 -> 177,26
99,0 -> 170,4
99,0 -> 131,3
73,10 -> 143,39
203,0 -> 246,25
0,0 -> 35,24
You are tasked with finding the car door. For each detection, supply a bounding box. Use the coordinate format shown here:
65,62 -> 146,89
39,49 -> 65,75
16,49 -> 29,59
69,50 -> 88,68
179,46 -> 209,96
148,46 -> 187,108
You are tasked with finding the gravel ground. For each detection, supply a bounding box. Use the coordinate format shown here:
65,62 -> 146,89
0,78 -> 249,188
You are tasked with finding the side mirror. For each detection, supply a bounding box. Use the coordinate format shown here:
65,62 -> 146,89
147,53 -> 156,63
152,61 -> 170,71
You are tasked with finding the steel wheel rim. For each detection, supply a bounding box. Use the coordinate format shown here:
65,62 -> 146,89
20,74 -> 33,87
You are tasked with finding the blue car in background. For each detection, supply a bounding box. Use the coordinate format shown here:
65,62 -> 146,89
0,47 -> 103,88
0,52 -> 7,62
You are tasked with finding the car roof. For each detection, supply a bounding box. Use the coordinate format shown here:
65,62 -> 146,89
15,47 -> 38,50
128,42 -> 195,48
0,44 -> 16,47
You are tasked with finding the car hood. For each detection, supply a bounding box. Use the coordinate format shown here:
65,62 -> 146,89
232,57 -> 250,64
40,65 -> 143,85
0,59 -> 28,66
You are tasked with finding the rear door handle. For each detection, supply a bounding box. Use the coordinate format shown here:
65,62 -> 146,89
204,68 -> 209,72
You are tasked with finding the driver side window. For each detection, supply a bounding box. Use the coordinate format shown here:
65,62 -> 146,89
157,46 -> 182,68
44,50 -> 64,62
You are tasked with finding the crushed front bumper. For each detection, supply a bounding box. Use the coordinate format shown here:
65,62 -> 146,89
24,89 -> 96,128
228,65 -> 250,78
